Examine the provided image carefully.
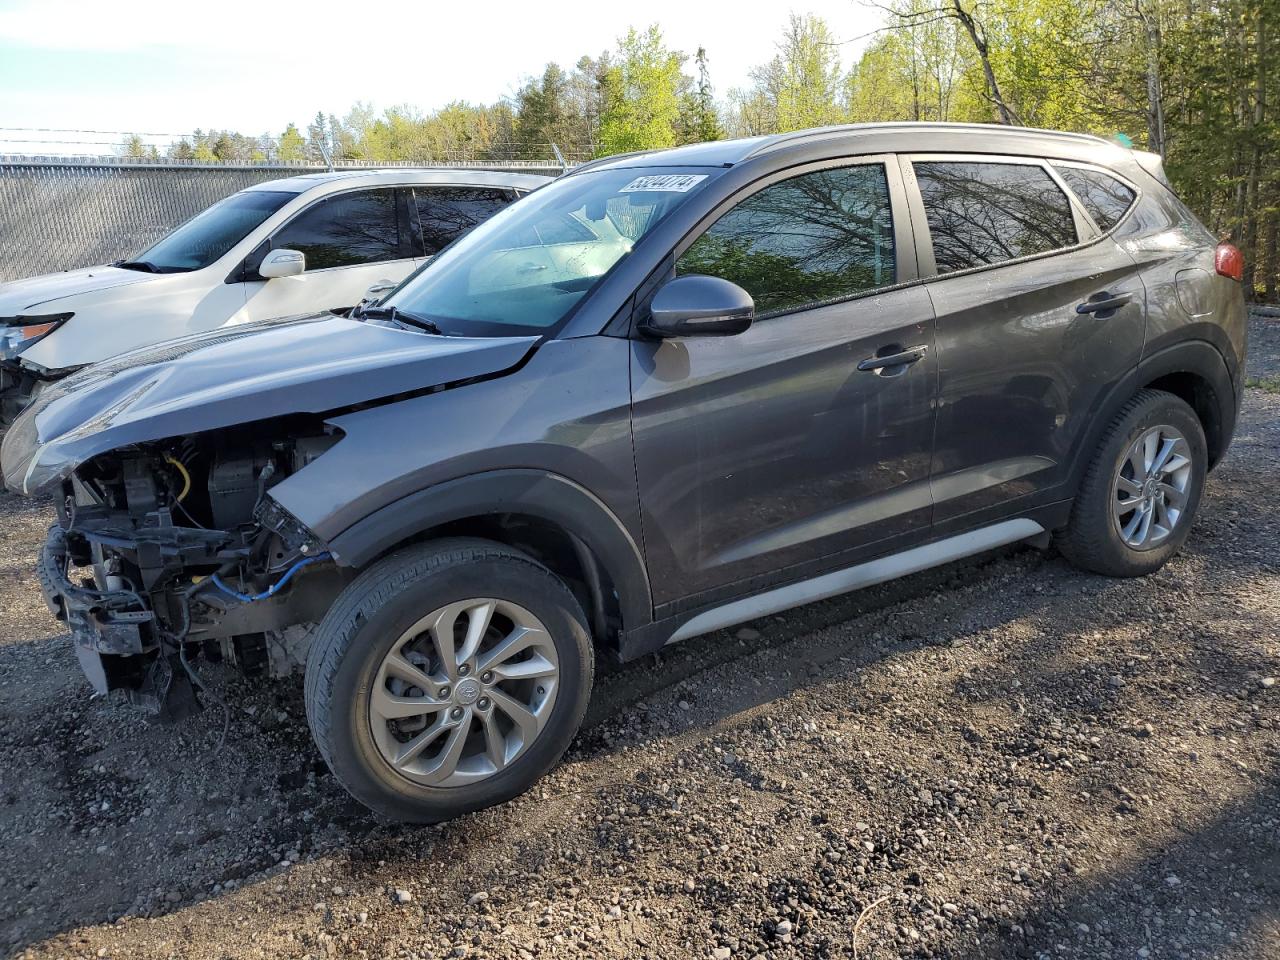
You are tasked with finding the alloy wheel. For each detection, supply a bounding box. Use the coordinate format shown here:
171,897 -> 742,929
368,599 -> 560,787
1112,424 -> 1194,550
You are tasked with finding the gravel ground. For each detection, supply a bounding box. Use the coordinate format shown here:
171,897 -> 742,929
1,320 -> 1277,960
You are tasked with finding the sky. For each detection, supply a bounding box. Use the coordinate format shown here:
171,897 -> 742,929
0,0 -> 883,155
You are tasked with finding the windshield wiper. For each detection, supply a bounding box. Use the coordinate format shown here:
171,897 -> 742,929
359,306 -> 444,335
114,259 -> 162,273
113,259 -> 190,274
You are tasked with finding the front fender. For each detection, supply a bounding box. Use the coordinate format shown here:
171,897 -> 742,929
321,468 -> 654,632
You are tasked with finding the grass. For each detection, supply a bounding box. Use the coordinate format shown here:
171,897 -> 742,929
1245,376 -> 1280,394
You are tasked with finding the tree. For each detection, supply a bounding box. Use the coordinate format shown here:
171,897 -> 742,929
677,47 -> 723,143
596,25 -> 689,155
726,14 -> 847,135
279,123 -> 306,163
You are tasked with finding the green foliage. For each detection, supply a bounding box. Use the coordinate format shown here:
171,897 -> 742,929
278,123 -> 306,163
596,25 -> 689,156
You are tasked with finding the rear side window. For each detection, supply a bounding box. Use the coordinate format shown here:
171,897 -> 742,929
678,164 -> 896,318
913,161 -> 1077,273
414,187 -> 512,255
1052,164 -> 1137,231
272,189 -> 401,270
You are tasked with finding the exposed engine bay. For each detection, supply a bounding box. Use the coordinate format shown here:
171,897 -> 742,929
39,420 -> 350,716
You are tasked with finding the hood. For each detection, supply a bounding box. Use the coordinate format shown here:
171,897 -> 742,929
1,314 -> 538,495
0,265 -> 157,314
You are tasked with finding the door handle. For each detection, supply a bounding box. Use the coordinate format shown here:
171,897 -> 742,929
1076,292 -> 1131,316
857,344 -> 929,374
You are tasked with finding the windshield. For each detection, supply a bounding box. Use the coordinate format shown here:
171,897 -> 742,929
385,167 -> 720,336
131,189 -> 296,272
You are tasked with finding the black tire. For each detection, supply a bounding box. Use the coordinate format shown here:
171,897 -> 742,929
304,538 -> 593,823
1058,389 -> 1207,577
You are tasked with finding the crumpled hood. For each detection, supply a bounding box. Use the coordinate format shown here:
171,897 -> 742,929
0,265 -> 155,314
1,313 -> 537,495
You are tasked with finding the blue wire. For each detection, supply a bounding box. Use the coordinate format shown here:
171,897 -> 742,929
210,552 -> 331,603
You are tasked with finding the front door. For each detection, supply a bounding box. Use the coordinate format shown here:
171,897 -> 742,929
236,187 -> 417,323
630,158 -> 938,608
904,156 -> 1147,524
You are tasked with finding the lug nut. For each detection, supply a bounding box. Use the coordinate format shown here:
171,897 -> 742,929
450,706 -> 464,720
477,697 -> 490,711
458,664 -> 471,677
439,686 -> 451,698
481,671 -> 494,684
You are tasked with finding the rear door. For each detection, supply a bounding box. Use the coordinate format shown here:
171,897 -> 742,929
238,187 -> 415,321
629,156 -> 939,608
904,155 -> 1146,525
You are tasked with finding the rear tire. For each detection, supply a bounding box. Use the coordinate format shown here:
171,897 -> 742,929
1058,389 -> 1206,577
304,538 -> 593,823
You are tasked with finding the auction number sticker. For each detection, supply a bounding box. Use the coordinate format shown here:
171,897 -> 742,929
619,174 -> 708,193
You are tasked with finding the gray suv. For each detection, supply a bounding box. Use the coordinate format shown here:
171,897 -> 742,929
2,123 -> 1246,823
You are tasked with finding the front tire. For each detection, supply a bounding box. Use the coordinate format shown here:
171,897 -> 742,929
1058,389 -> 1207,577
304,538 -> 593,823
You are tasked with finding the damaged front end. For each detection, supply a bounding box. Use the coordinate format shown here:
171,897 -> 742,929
38,426 -> 351,716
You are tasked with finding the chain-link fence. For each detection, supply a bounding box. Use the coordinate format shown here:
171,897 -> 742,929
0,157 -> 564,284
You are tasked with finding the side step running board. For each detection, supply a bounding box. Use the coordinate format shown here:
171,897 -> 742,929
665,518 -> 1045,645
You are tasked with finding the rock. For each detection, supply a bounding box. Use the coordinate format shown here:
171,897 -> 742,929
467,891 -> 489,906
394,889 -> 414,904
606,905 -> 623,920
164,891 -> 181,904
775,919 -> 793,936
713,948 -> 732,959
735,627 -> 761,641
1107,675 -> 1125,688
683,879 -> 697,893
1137,723 -> 1154,737
1262,677 -> 1276,688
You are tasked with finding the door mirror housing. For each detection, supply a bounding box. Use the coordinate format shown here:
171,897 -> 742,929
259,248 -> 306,279
640,275 -> 754,339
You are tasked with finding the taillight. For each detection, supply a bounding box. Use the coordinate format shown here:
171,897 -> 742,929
1215,243 -> 1244,282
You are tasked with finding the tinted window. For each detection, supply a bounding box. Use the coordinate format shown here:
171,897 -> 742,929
415,187 -> 511,255
272,189 -> 400,270
1052,165 -> 1137,231
678,164 -> 896,317
914,161 -> 1077,273
134,190 -> 294,272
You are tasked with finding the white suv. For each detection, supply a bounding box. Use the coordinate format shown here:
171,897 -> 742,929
0,168 -> 549,424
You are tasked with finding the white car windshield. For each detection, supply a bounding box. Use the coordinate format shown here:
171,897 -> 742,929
384,167 -> 720,336
125,190 -> 296,273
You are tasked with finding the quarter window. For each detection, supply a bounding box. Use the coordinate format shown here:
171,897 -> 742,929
913,161 -> 1077,273
414,187 -> 512,255
1052,164 -> 1137,232
271,189 -> 401,270
678,164 -> 896,318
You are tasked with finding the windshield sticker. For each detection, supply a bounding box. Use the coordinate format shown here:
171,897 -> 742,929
619,174 -> 708,193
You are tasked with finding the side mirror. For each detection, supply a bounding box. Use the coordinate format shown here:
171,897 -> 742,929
640,275 -> 754,339
259,248 -> 305,279
363,279 -> 398,301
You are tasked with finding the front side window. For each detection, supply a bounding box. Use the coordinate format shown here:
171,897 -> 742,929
678,165 -> 896,318
272,188 -> 401,270
386,166 -> 721,337
132,190 -> 295,272
913,161 -> 1077,273
415,187 -> 512,255
1052,164 -> 1137,232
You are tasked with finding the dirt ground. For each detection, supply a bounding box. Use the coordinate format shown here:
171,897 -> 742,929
1,320 -> 1277,960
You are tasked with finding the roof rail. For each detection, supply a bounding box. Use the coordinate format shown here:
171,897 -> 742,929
743,122 -> 1118,160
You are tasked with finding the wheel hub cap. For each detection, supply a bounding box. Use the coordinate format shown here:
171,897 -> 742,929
454,678 -> 481,705
367,598 -> 560,788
